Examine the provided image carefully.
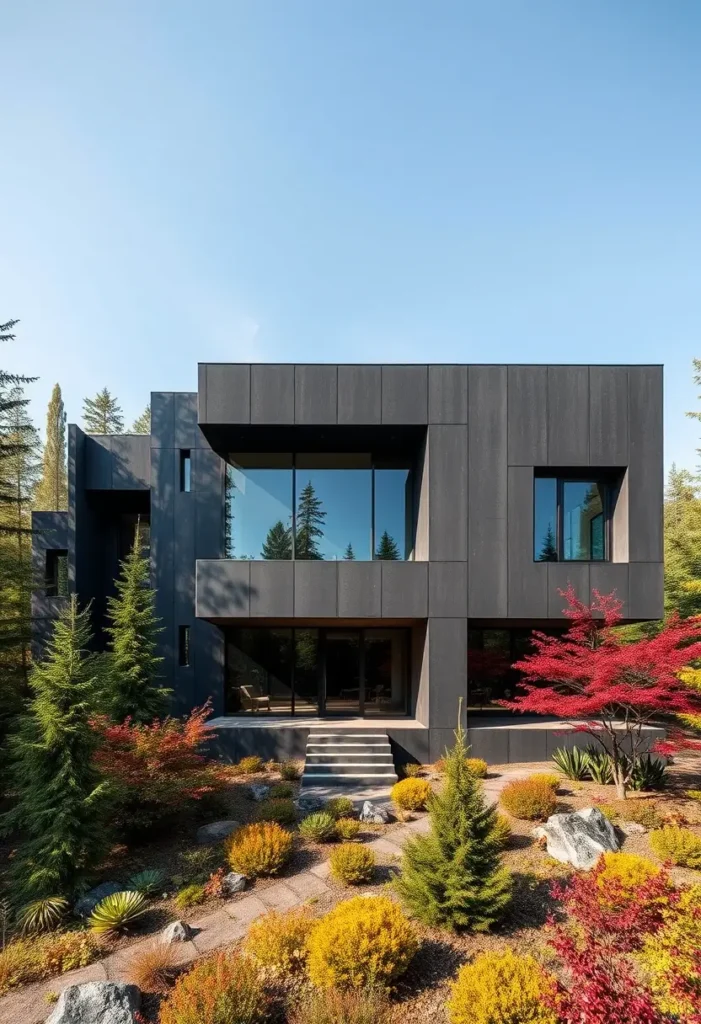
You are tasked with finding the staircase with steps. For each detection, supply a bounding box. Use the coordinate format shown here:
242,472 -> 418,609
300,730 -> 397,790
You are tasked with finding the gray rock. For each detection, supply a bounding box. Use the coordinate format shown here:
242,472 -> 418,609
619,821 -> 647,836
47,982 -> 140,1024
295,795 -> 324,813
249,783 -> 270,802
360,800 -> 391,824
221,872 -> 247,896
73,882 -> 122,919
534,807 -> 619,870
196,820 -> 240,844
159,920 -> 193,943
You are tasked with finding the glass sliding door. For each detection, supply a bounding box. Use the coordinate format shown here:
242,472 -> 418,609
225,628 -> 294,714
364,630 -> 408,714
323,631 -> 361,714
293,629 -> 320,714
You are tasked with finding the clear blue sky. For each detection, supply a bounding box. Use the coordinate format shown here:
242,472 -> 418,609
3,1 -> 701,473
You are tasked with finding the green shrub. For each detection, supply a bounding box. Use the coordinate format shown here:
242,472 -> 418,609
237,755 -> 264,775
335,818 -> 361,841
307,895 -> 418,989
299,812 -> 337,842
243,908 -> 315,973
0,931 -> 100,995
395,718 -> 512,931
639,884 -> 701,1020
650,826 -> 701,868
492,814 -> 512,849
391,778 -> 431,811
269,782 -> 295,799
500,779 -> 557,821
329,844 -> 376,885
227,822 -> 294,878
17,896 -> 68,935
280,760 -> 302,781
325,797 -> 355,820
630,755 -> 668,792
618,800 -> 664,829
447,949 -> 558,1024
465,758 -> 488,779
253,797 -> 297,826
88,890 -> 149,936
289,987 -> 392,1024
585,747 -> 614,784
174,883 -> 207,910
552,746 -> 590,781
401,763 -> 422,778
178,846 -> 218,883
159,950 -> 268,1024
127,868 -> 165,895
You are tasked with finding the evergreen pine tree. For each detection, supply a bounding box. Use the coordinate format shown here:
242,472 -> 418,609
375,530 -> 400,559
82,388 -> 124,434
104,521 -> 170,723
295,480 -> 325,559
131,404 -> 151,434
343,542 -> 356,560
261,520 -> 292,559
0,597 -> 111,898
664,463 -> 701,618
538,523 -> 558,561
34,384 -> 68,511
395,712 -> 512,930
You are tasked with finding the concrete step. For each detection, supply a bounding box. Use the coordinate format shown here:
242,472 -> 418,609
305,762 -> 396,776
302,729 -> 397,788
300,772 -> 398,785
306,754 -> 394,765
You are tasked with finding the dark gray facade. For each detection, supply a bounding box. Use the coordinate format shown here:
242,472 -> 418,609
31,363 -> 664,763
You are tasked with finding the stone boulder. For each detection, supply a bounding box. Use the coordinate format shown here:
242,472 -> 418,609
46,982 -> 140,1024
295,795 -> 324,813
360,800 -> 391,824
534,807 -> 619,870
221,872 -> 247,896
196,820 -> 240,844
73,882 -> 122,919
159,920 -> 193,943
248,784 -> 270,802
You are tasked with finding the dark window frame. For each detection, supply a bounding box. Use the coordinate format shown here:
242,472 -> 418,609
180,450 -> 191,492
45,549 -> 69,597
534,472 -> 612,563
178,625 -> 191,667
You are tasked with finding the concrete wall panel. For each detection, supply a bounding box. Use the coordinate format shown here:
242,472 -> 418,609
547,562 -> 590,616
174,393 -> 199,449
428,365 -> 468,423
628,367 -> 663,562
251,364 -> 295,424
590,366 -> 628,466
204,364 -> 250,424
295,365 -> 337,424
508,466 -> 548,617
547,366 -> 589,465
84,436 -> 113,489
196,560 -> 250,617
250,561 -> 294,617
381,365 -> 428,424
427,618 -> 467,728
111,435 -> 151,489
428,425 -> 468,560
590,563 -> 629,615
428,562 -> 468,617
628,562 -> 664,620
337,365 -> 381,424
337,561 -> 381,617
381,561 -> 427,617
294,561 -> 338,617
508,365 -> 547,465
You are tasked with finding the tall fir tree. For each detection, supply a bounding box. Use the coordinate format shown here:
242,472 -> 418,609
395,712 -> 512,930
295,480 -> 325,559
0,597 -> 111,898
664,463 -> 701,618
375,530 -> 400,559
131,404 -> 151,434
82,387 -> 124,434
343,542 -> 356,560
0,323 -> 41,732
34,383 -> 68,511
538,523 -> 558,561
261,520 -> 292,559
104,521 -> 169,723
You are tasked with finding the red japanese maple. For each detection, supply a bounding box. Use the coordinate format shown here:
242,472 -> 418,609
500,587 -> 701,797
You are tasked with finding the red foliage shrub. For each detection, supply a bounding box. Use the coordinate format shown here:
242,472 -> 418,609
93,702 -> 227,826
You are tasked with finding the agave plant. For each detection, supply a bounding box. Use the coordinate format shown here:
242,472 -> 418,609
18,896 -> 69,935
552,746 -> 590,781
127,869 -> 165,896
298,811 -> 337,842
630,754 -> 668,792
88,890 -> 149,936
585,747 -> 613,785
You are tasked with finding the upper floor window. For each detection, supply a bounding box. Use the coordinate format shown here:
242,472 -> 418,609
180,450 -> 191,492
45,549 -> 69,596
224,453 -> 413,561
534,475 -> 608,562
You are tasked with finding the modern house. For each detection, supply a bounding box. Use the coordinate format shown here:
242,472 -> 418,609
31,363 -> 664,770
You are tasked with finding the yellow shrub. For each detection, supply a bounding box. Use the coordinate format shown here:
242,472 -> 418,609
391,777 -> 432,811
447,949 -> 559,1024
0,931 -> 100,995
307,895 -> 419,989
237,755 -> 264,774
329,844 -> 376,885
500,779 -> 557,821
597,852 -> 660,895
253,797 -> 297,826
650,826 -> 701,868
159,951 -> 268,1024
639,884 -> 701,1019
243,908 -> 315,974
325,797 -> 355,820
335,818 -> 361,841
289,986 -> 392,1024
227,821 -> 294,878
465,758 -> 488,779
529,773 -> 560,791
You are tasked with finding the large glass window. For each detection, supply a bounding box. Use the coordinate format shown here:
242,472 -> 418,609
226,628 -> 294,713
534,476 -> 608,561
468,627 -> 563,712
224,454 -> 412,559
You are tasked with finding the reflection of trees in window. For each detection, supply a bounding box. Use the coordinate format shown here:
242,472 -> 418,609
343,542 -> 355,560
295,481 -> 326,559
261,521 -> 292,559
224,465 -> 234,558
539,524 -> 558,562
375,530 -> 399,560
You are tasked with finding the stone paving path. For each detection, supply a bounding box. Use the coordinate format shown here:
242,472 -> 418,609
0,769 -> 531,1024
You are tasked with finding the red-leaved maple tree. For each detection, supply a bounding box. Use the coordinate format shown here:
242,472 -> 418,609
501,587 -> 701,797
